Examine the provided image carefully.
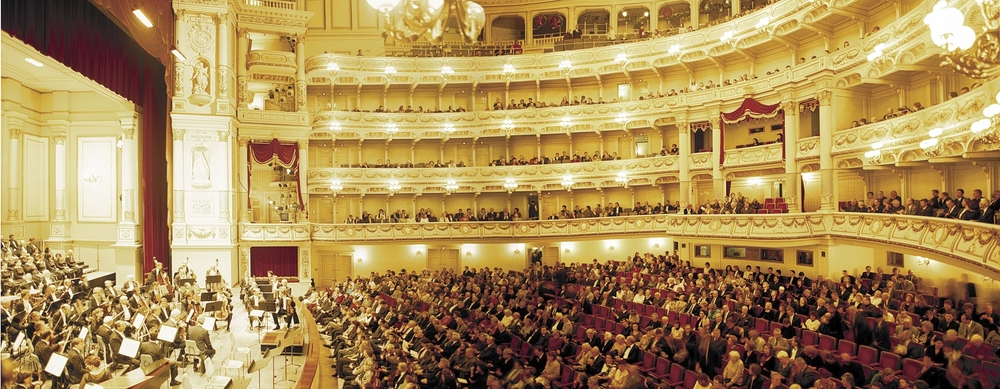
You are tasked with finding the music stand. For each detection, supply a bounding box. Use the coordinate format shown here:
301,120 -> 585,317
176,278 -> 196,287
119,338 -> 140,359
203,301 -> 223,313
158,326 -> 179,343
247,357 -> 271,389
274,333 -> 300,383
206,275 -> 222,285
200,292 -> 217,302
44,352 -> 68,380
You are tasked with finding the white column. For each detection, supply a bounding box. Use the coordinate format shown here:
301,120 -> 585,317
238,137 -> 250,221
678,122 -> 691,208
173,11 -> 187,99
818,90 -> 836,211
711,118 -> 725,200
118,113 -> 140,244
173,129 -> 186,223
298,141 -> 308,220
689,0 -> 699,29
219,129 -> 233,224
7,127 -> 22,221
295,35 -> 307,112
782,101 -> 800,213
237,28 -> 249,108
216,13 -> 230,103
52,131 -> 68,221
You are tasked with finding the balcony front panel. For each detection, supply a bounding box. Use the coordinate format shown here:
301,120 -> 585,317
723,143 -> 784,169
305,156 -> 679,193
240,214 -> 1000,277
248,50 -> 298,75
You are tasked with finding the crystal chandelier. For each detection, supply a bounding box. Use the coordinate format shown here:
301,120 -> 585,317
561,174 -> 574,191
366,0 -> 486,43
615,171 -> 629,187
330,179 -> 343,195
387,178 -> 401,196
503,177 -> 518,193
923,0 -> 1000,78
445,178 -> 459,194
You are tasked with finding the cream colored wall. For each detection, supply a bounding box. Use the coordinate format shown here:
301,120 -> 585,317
559,237 -> 672,265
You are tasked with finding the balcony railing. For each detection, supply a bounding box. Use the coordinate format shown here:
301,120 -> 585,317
239,213 -> 1000,277
724,143 -> 783,168
244,0 -> 296,10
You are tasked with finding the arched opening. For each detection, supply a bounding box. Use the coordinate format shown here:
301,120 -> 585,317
576,10 -> 611,37
699,0 -> 732,25
657,3 -> 692,34
615,6 -> 650,38
491,15 -> 525,43
530,12 -> 567,39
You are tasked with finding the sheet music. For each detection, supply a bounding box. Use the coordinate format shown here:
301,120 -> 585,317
13,332 -> 25,350
23,300 -> 31,314
202,317 -> 216,331
132,313 -> 145,329
402,340 -> 410,352
44,353 -> 68,376
158,326 -> 179,343
119,338 -> 140,358
185,310 -> 194,323
78,327 -> 89,340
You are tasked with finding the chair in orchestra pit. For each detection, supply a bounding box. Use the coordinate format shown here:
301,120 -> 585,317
228,332 -> 252,364
222,357 -> 245,379
184,340 -> 204,371
140,354 -> 154,367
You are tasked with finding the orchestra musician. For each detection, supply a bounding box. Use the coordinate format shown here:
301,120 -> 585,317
174,258 -> 196,282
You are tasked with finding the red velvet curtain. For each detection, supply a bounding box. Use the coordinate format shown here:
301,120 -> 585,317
719,98 -> 784,164
247,139 -> 304,211
250,246 -> 298,277
2,0 -> 170,277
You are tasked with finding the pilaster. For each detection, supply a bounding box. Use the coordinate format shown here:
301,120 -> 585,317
7,123 -> 23,222
710,116 -> 725,200
782,101 -> 800,213
678,120 -> 691,209
817,90 -> 836,211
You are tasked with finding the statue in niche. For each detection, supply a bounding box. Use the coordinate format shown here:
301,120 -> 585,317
189,58 -> 213,106
191,145 -> 212,189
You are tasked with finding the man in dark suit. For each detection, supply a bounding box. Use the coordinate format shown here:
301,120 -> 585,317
945,199 -> 961,218
788,358 -> 817,388
65,338 -> 86,384
583,351 -> 607,376
872,311 -> 892,351
139,328 -> 180,386
33,329 -> 54,366
622,336 -> 643,364
979,190 -> 1000,223
188,317 -> 216,372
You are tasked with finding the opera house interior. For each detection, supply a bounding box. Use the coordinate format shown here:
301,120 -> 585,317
2,0 -> 1000,388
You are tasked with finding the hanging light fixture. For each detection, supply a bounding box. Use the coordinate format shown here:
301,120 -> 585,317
503,177 -> 518,193
329,121 -> 342,132
387,178 -> 401,196
386,123 -> 399,137
368,0 -> 485,43
561,174 -> 575,191
502,64 -> 516,81
442,122 -> 456,135
923,0 -> 999,78
445,178 -> 459,194
330,179 -> 343,195
500,118 -> 515,136
615,171 -> 629,187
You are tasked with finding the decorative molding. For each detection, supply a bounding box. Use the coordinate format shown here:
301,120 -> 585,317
173,128 -> 187,140
816,90 -> 833,106
238,214 -> 1000,277
9,129 -> 22,139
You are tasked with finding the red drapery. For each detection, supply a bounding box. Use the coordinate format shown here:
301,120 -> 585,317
719,98 -> 785,164
2,0 -> 170,277
250,246 -> 298,277
247,139 -> 304,211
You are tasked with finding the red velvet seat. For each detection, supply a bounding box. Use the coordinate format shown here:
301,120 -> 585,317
857,345 -> 879,367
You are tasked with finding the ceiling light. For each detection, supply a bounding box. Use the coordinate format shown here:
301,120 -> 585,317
366,0 -> 401,12
871,142 -> 883,150
441,65 -> 454,76
132,9 -> 153,28
928,127 -> 944,137
643,11 -> 649,17
984,104 -> 1000,118
668,44 -> 682,55
384,65 -> 397,75
864,150 -> 882,159
24,58 -> 43,67
920,138 -> 939,149
559,60 -> 572,71
171,48 -> 187,62
326,63 -> 340,72
622,11 -> 628,17
971,118 -> 991,133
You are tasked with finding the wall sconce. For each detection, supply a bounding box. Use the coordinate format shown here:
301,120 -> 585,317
415,250 -> 422,256
465,251 -> 471,257
654,243 -> 660,249
564,248 -> 570,254
513,249 -> 521,255
357,257 -> 363,263
608,245 -> 615,252
916,257 -> 931,266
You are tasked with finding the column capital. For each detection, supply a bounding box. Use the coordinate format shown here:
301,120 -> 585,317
9,129 -> 22,139
54,136 -> 67,145
237,28 -> 250,38
781,100 -> 798,113
237,136 -> 250,147
214,12 -> 228,24
676,121 -> 689,131
217,130 -> 232,143
173,128 -> 186,140
816,90 -> 833,106
123,128 -> 136,140
118,112 -> 139,131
